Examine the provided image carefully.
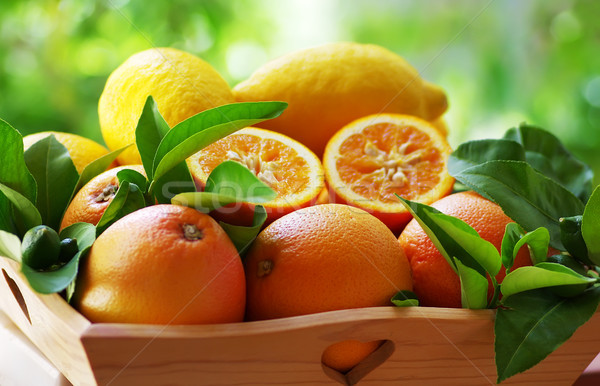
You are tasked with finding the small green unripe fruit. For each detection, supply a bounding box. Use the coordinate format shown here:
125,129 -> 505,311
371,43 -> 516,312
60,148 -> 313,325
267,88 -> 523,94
21,225 -> 61,270
58,237 -> 79,264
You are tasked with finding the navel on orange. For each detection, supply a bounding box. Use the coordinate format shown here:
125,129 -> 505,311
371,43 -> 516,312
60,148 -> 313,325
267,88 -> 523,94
323,114 -> 454,234
60,165 -> 145,231
73,204 -> 246,324
187,127 -> 325,226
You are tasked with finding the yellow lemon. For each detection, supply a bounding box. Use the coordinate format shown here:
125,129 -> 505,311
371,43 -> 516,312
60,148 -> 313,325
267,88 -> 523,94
233,42 -> 448,156
98,47 -> 235,165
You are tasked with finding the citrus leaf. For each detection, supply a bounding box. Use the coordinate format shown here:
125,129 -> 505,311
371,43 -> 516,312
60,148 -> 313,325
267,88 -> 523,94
559,215 -> 592,266
96,181 -> 146,235
0,118 -> 37,204
205,160 -> 277,202
501,263 -> 596,298
0,191 -> 17,234
24,135 -> 79,231
135,95 -> 171,180
133,96 -> 196,203
397,196 -> 499,309
0,183 -> 42,236
219,205 -> 268,254
391,290 -> 419,307
0,230 -> 21,262
455,258 -> 488,309
117,168 -> 149,193
501,223 -> 524,271
448,138 -> 526,176
451,160 -> 584,250
151,163 -> 195,204
21,257 -> 79,294
546,254 -> 589,277
582,185 -> 600,266
504,123 -> 594,203
514,227 -> 549,266
502,224 -> 548,269
75,144 -> 131,192
59,222 -> 96,301
20,223 -> 95,295
152,101 -> 287,183
495,286 -> 600,383
171,191 -> 237,213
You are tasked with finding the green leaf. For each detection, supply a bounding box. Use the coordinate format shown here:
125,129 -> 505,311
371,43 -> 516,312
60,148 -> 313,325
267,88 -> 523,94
59,220 -> 97,250
75,145 -> 131,192
391,290 -> 419,307
95,181 -> 146,235
133,96 -> 196,203
0,230 -> 21,262
0,191 -> 17,234
24,135 -> 79,231
59,222 -> 96,300
448,138 -> 526,176
0,183 -> 42,236
559,215 -> 592,266
135,95 -> 171,181
582,185 -> 600,266
152,163 -> 195,204
546,254 -> 589,277
206,160 -> 277,202
504,123 -> 594,203
502,224 -> 548,269
451,160 -> 584,250
397,196 -> 500,309
0,119 -> 37,204
172,191 -> 237,213
171,161 -> 277,213
151,101 -> 287,183
501,263 -> 596,298
21,222 -> 95,295
455,258 -> 489,309
117,169 -> 149,193
218,205 -> 268,254
515,228 -> 549,266
501,223 -> 524,271
495,286 -> 600,383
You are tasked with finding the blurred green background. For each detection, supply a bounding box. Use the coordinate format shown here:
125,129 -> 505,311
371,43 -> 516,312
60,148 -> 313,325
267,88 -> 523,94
1,0 -> 599,183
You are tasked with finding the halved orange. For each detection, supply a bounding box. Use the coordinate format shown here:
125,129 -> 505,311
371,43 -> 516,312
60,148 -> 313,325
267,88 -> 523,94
187,127 -> 325,226
323,114 -> 455,234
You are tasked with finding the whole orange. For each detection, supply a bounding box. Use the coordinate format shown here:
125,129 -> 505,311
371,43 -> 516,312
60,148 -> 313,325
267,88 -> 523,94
60,165 -> 145,231
244,203 -> 413,372
398,191 -> 532,308
72,204 -> 246,324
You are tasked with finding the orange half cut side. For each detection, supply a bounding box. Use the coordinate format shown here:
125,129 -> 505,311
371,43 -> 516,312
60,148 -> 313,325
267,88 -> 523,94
187,127 -> 325,226
323,114 -> 455,233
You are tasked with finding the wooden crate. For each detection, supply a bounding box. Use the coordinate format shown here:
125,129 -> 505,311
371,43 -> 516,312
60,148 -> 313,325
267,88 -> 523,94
1,258 -> 599,386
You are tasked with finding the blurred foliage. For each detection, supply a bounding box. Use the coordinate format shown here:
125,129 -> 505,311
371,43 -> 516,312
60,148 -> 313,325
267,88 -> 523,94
1,0 -> 600,183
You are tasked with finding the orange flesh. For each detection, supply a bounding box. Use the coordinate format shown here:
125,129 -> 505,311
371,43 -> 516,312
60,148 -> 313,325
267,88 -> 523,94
335,123 -> 445,203
195,134 -> 311,197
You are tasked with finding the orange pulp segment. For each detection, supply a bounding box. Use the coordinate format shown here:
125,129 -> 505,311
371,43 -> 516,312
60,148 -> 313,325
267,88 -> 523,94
323,114 -> 454,233
187,127 -> 325,225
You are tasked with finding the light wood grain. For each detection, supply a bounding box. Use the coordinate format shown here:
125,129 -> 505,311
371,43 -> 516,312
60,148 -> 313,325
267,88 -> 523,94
0,259 -> 94,385
1,257 -> 599,385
